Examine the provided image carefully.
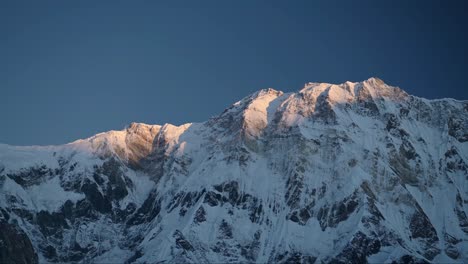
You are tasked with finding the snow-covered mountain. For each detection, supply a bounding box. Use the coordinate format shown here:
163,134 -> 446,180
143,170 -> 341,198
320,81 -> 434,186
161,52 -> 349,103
1,78 -> 467,263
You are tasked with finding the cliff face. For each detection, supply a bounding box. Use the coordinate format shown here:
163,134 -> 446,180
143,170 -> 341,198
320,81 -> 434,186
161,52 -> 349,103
1,78 -> 467,263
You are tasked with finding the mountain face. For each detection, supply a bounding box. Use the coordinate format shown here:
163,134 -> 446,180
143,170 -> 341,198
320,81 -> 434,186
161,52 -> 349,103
1,78 -> 467,264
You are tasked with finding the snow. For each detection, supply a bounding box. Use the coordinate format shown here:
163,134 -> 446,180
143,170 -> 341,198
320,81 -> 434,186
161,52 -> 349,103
0,144 -> 61,173
120,170 -> 155,208
242,88 -> 284,137
28,176 -> 85,212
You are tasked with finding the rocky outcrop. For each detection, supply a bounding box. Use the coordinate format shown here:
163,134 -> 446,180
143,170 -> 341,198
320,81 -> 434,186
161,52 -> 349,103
0,220 -> 38,264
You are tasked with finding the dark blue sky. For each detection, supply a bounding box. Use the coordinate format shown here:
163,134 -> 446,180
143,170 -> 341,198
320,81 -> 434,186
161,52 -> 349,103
1,0 -> 467,145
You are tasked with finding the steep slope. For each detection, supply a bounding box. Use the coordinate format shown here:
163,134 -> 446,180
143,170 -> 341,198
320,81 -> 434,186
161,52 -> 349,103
0,78 -> 467,263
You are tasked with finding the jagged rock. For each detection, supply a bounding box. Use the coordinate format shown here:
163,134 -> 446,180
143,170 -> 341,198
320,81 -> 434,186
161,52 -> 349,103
331,232 -> 381,264
80,179 -> 112,214
102,158 -> 129,200
448,116 -> 468,142
203,191 -> 222,207
273,251 -> 317,264
194,206 -> 206,223
410,210 -> 438,241
445,245 -> 460,259
240,230 -> 262,261
219,220 -> 233,239
317,192 -> 360,230
126,190 -> 161,226
173,230 -> 194,251
36,210 -> 68,237
6,165 -> 52,187
0,220 -> 38,264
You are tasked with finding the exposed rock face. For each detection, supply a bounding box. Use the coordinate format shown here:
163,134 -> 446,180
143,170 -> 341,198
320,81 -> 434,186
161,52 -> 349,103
0,78 -> 467,263
0,219 -> 38,264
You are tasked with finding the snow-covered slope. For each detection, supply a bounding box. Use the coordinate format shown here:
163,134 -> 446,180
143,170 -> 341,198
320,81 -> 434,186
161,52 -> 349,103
1,78 -> 467,263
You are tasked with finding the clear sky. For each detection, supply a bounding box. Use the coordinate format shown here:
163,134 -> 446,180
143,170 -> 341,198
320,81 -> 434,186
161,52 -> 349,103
1,0 -> 467,145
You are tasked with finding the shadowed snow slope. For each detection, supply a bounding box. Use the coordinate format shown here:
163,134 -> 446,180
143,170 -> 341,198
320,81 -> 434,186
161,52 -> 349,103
1,78 -> 467,263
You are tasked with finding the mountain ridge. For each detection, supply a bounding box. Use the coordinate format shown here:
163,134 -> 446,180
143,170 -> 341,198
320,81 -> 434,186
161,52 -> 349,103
1,77 -> 465,149
0,78 -> 467,263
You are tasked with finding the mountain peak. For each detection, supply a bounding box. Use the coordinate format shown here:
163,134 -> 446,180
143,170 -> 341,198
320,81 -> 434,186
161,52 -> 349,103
298,77 -> 408,104
365,76 -> 386,85
254,87 -> 284,97
301,77 -> 389,91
